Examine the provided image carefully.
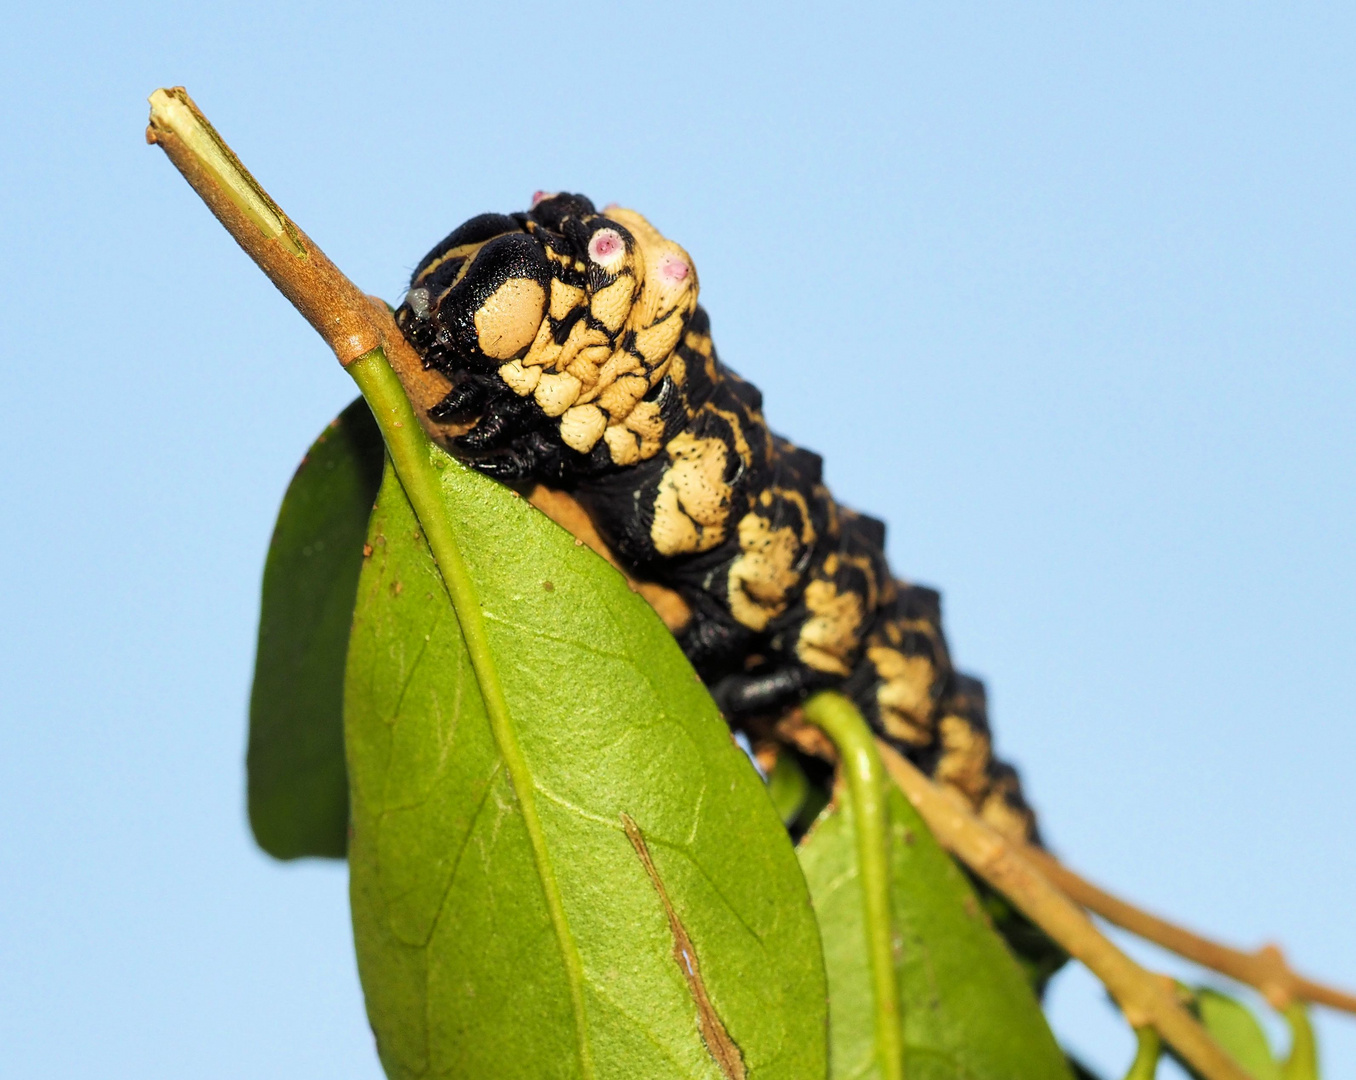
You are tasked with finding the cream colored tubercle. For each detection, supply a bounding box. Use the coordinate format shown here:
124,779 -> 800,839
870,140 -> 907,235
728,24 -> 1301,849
491,207 -> 700,459
586,208 -> 699,460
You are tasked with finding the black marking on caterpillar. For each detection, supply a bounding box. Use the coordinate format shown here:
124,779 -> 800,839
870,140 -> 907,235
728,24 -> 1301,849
395,193 -> 1040,844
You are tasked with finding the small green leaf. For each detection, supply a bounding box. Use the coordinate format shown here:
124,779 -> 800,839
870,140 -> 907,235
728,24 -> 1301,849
1192,988 -> 1281,1080
247,398 -> 382,859
345,451 -> 828,1080
797,782 -> 1073,1079
1281,1002 -> 1318,1080
767,748 -> 810,825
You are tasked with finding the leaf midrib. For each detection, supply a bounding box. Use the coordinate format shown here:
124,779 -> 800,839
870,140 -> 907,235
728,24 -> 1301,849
350,350 -> 595,1080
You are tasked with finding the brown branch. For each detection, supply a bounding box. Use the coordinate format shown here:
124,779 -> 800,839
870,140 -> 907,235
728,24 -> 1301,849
876,739 -> 1253,1080
145,86 -> 462,438
1020,844 -> 1356,1015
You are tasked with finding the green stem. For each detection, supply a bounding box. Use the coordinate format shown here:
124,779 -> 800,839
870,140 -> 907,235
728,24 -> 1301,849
1281,1002 -> 1318,1080
349,348 -> 595,1080
804,691 -> 904,1080
1123,1025 -> 1161,1080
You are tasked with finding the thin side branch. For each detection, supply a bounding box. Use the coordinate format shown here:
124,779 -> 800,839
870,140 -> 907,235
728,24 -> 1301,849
145,87 -> 461,435
876,740 -> 1253,1080
1019,845 -> 1356,1015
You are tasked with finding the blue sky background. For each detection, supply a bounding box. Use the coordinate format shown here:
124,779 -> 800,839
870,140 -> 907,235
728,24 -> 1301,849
1,3 -> 1352,1077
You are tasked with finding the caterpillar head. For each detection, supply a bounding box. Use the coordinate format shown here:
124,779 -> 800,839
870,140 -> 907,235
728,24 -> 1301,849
395,193 -> 699,475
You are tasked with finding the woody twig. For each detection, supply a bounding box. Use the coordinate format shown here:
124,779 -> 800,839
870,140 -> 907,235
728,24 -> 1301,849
1018,843 -> 1356,1015
145,86 -> 460,434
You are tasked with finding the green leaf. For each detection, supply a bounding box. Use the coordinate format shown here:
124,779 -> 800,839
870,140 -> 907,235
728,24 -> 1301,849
1173,990 -> 1323,1080
972,883 -> 1069,996
345,451 -> 828,1080
767,748 -> 810,826
797,782 -> 1073,1080
247,397 -> 382,859
1191,988 -> 1281,1080
1171,984 -> 1286,1080
1281,1002 -> 1318,1080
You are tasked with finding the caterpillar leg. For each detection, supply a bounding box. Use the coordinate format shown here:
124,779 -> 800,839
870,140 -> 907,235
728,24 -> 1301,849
712,667 -> 820,717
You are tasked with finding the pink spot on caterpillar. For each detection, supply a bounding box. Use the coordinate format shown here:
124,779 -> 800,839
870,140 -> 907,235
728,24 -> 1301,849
588,228 -> 625,264
660,255 -> 689,282
531,190 -> 555,208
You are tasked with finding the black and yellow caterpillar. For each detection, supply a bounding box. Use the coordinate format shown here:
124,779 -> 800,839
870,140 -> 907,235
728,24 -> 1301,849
394,192 -> 1040,845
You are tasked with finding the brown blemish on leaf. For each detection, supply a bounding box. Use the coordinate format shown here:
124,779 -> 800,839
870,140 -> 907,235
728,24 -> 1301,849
542,580 -> 555,592
621,814 -> 746,1080
362,543 -> 373,558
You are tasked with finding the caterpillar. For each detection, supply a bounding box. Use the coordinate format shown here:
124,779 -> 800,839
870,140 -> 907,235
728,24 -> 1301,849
394,192 -> 1040,846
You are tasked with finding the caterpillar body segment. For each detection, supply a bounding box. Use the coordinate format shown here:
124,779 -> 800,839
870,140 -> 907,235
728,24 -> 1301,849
395,193 -> 1039,844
